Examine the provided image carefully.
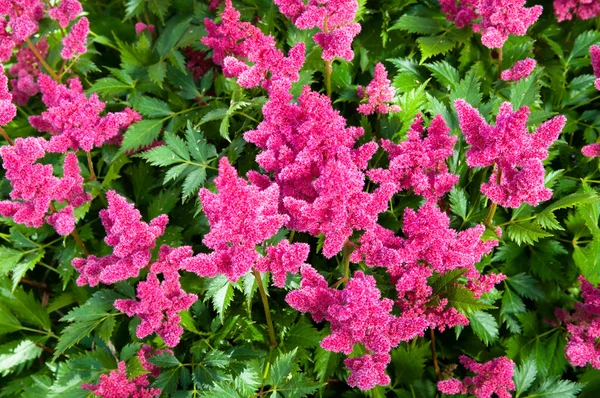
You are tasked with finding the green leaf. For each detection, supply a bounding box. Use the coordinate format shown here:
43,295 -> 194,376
182,167 -> 206,202
501,287 -> 526,315
205,276 -> 235,323
0,339 -> 44,376
200,108 -> 228,125
506,221 -> 552,245
446,284 -> 495,314
0,246 -> 24,278
509,71 -> 541,109
269,348 -> 297,387
285,320 -> 321,349
88,77 -> 132,97
0,302 -> 21,335
148,0 -> 170,23
392,342 -> 430,386
449,187 -> 468,219
149,353 -> 181,368
573,236 -> 600,284
542,191 -> 600,214
186,123 -> 217,163
61,290 -> 122,323
136,96 -> 172,117
0,281 -> 51,330
164,132 -> 190,161
468,311 -> 498,345
507,273 -> 545,301
525,377 -> 582,398
450,67 -> 482,107
11,250 -> 45,291
139,146 -> 180,167
425,60 -> 460,88
389,15 -> 444,35
514,356 -> 537,397
148,61 -> 167,88
417,35 -> 455,62
314,345 -> 339,382
569,30 -> 600,62
121,119 -> 164,153
53,320 -> 104,360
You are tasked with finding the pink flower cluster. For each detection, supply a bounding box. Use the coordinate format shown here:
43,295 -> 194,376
582,143 -> 600,157
184,47 -> 213,80
556,276 -> 600,369
590,45 -> 600,91
115,246 -> 198,347
455,99 -> 566,208
8,39 -> 48,105
554,0 -> 600,21
29,74 -> 141,152
60,16 -> 89,59
82,361 -> 161,398
72,190 -> 168,286
274,0 -> 361,61
368,114 -> 458,201
48,0 -> 82,28
0,65 -> 16,126
0,0 -> 45,60
357,63 -> 401,116
182,157 -> 309,285
0,137 -> 90,235
287,267 -> 427,390
135,22 -> 155,35
437,355 -> 515,398
501,58 -> 537,81
439,0 -> 479,28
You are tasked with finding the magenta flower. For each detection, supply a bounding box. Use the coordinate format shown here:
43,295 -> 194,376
454,99 -> 566,208
590,45 -> 600,90
184,48 -> 213,80
82,361 -> 161,398
554,0 -> 600,22
0,64 -> 16,126
48,0 -> 83,28
60,16 -> 89,59
357,63 -> 401,115
114,271 -> 197,347
29,74 -> 141,152
72,190 -> 168,286
438,355 -> 516,398
582,143 -> 600,157
473,0 -> 543,48
0,0 -> 44,45
556,276 -> 600,369
134,22 -> 156,35
8,39 -> 48,105
255,239 -> 310,287
0,137 -> 90,235
439,0 -> 479,28
368,114 -> 458,201
501,58 -> 537,81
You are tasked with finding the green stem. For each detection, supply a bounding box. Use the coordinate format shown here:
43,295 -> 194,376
288,230 -> 295,243
331,240 -> 352,288
25,38 -> 60,82
86,152 -> 96,181
430,328 -> 441,381
0,126 -> 13,145
484,166 -> 502,227
70,228 -> 89,256
252,269 -> 277,347
325,60 -> 333,97
497,47 -> 503,80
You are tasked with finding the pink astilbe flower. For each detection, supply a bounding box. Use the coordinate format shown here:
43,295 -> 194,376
473,0 -> 543,48
8,39 -> 48,105
554,0 -> 600,21
82,361 -> 161,398
438,355 -> 515,398
287,268 -> 427,390
274,0 -> 361,61
590,45 -> 600,90
556,276 -> 600,369
582,143 -> 600,157
255,240 -> 310,287
134,22 -> 155,35
501,58 -> 537,81
357,63 -> 401,115
29,74 -> 141,152
0,64 -> 16,126
48,0 -> 82,28
114,271 -> 197,347
367,114 -> 458,201
0,0 -> 44,46
454,99 -> 566,208
439,0 -> 479,28
60,16 -> 89,59
71,190 -> 168,286
0,137 -> 90,235
184,47 -> 213,80
182,158 -> 309,282
150,244 -> 194,279
138,345 -> 171,378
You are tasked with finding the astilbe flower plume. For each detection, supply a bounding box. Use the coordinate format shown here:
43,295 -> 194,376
287,267 -> 427,390
29,74 -> 141,153
438,355 -> 515,398
582,143 -> 600,157
554,0 -> 600,21
555,276 -> 600,369
82,361 -> 161,398
48,0 -> 83,28
439,0 -> 479,28
454,99 -> 566,208
0,137 -> 90,235
357,63 -> 401,115
183,157 -> 309,283
501,57 -> 537,81
8,39 -> 48,105
473,0 -> 543,48
72,190 -> 168,286
274,0 -> 361,61
60,16 -> 90,59
590,45 -> 600,90
367,114 -> 458,201
0,0 -> 44,53
0,64 -> 16,125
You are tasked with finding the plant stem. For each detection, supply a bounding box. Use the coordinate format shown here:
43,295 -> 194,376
430,328 -> 441,381
497,47 -> 503,79
70,228 -> 89,256
252,269 -> 277,347
325,60 -> 333,97
25,38 -> 60,82
484,166 -> 502,227
331,240 -> 352,288
0,126 -> 13,145
288,230 -> 295,243
86,152 -> 96,180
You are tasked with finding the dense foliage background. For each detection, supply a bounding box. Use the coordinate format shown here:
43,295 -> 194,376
2,0 -> 600,397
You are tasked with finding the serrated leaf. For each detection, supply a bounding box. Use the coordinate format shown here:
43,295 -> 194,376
150,353 -> 181,368
148,62 -> 167,88
0,246 -> 24,278
269,348 -> 297,387
389,15 -> 444,35
0,339 -> 44,376
139,146 -> 180,167
450,67 -> 482,107
314,345 -> 339,382
542,191 -> 600,214
136,96 -> 172,117
182,167 -> 206,202
0,281 -> 51,330
121,119 -> 164,152
514,356 -> 537,396
11,250 -> 45,291
88,77 -> 133,97
509,71 -> 541,109
501,287 -> 526,315
200,108 -> 228,125
285,321 -> 321,349
53,320 -> 104,360
469,311 -> 498,345
449,187 -> 468,219
417,35 -> 455,62
525,377 -> 582,398
569,30 -> 600,62
507,273 -> 545,301
392,342 -> 430,386
446,284 -> 495,314
425,60 -> 460,88
164,163 -> 189,182
0,302 -> 21,335
148,0 -> 170,23
164,133 -> 190,161
506,221 -> 552,245
205,276 -> 235,323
